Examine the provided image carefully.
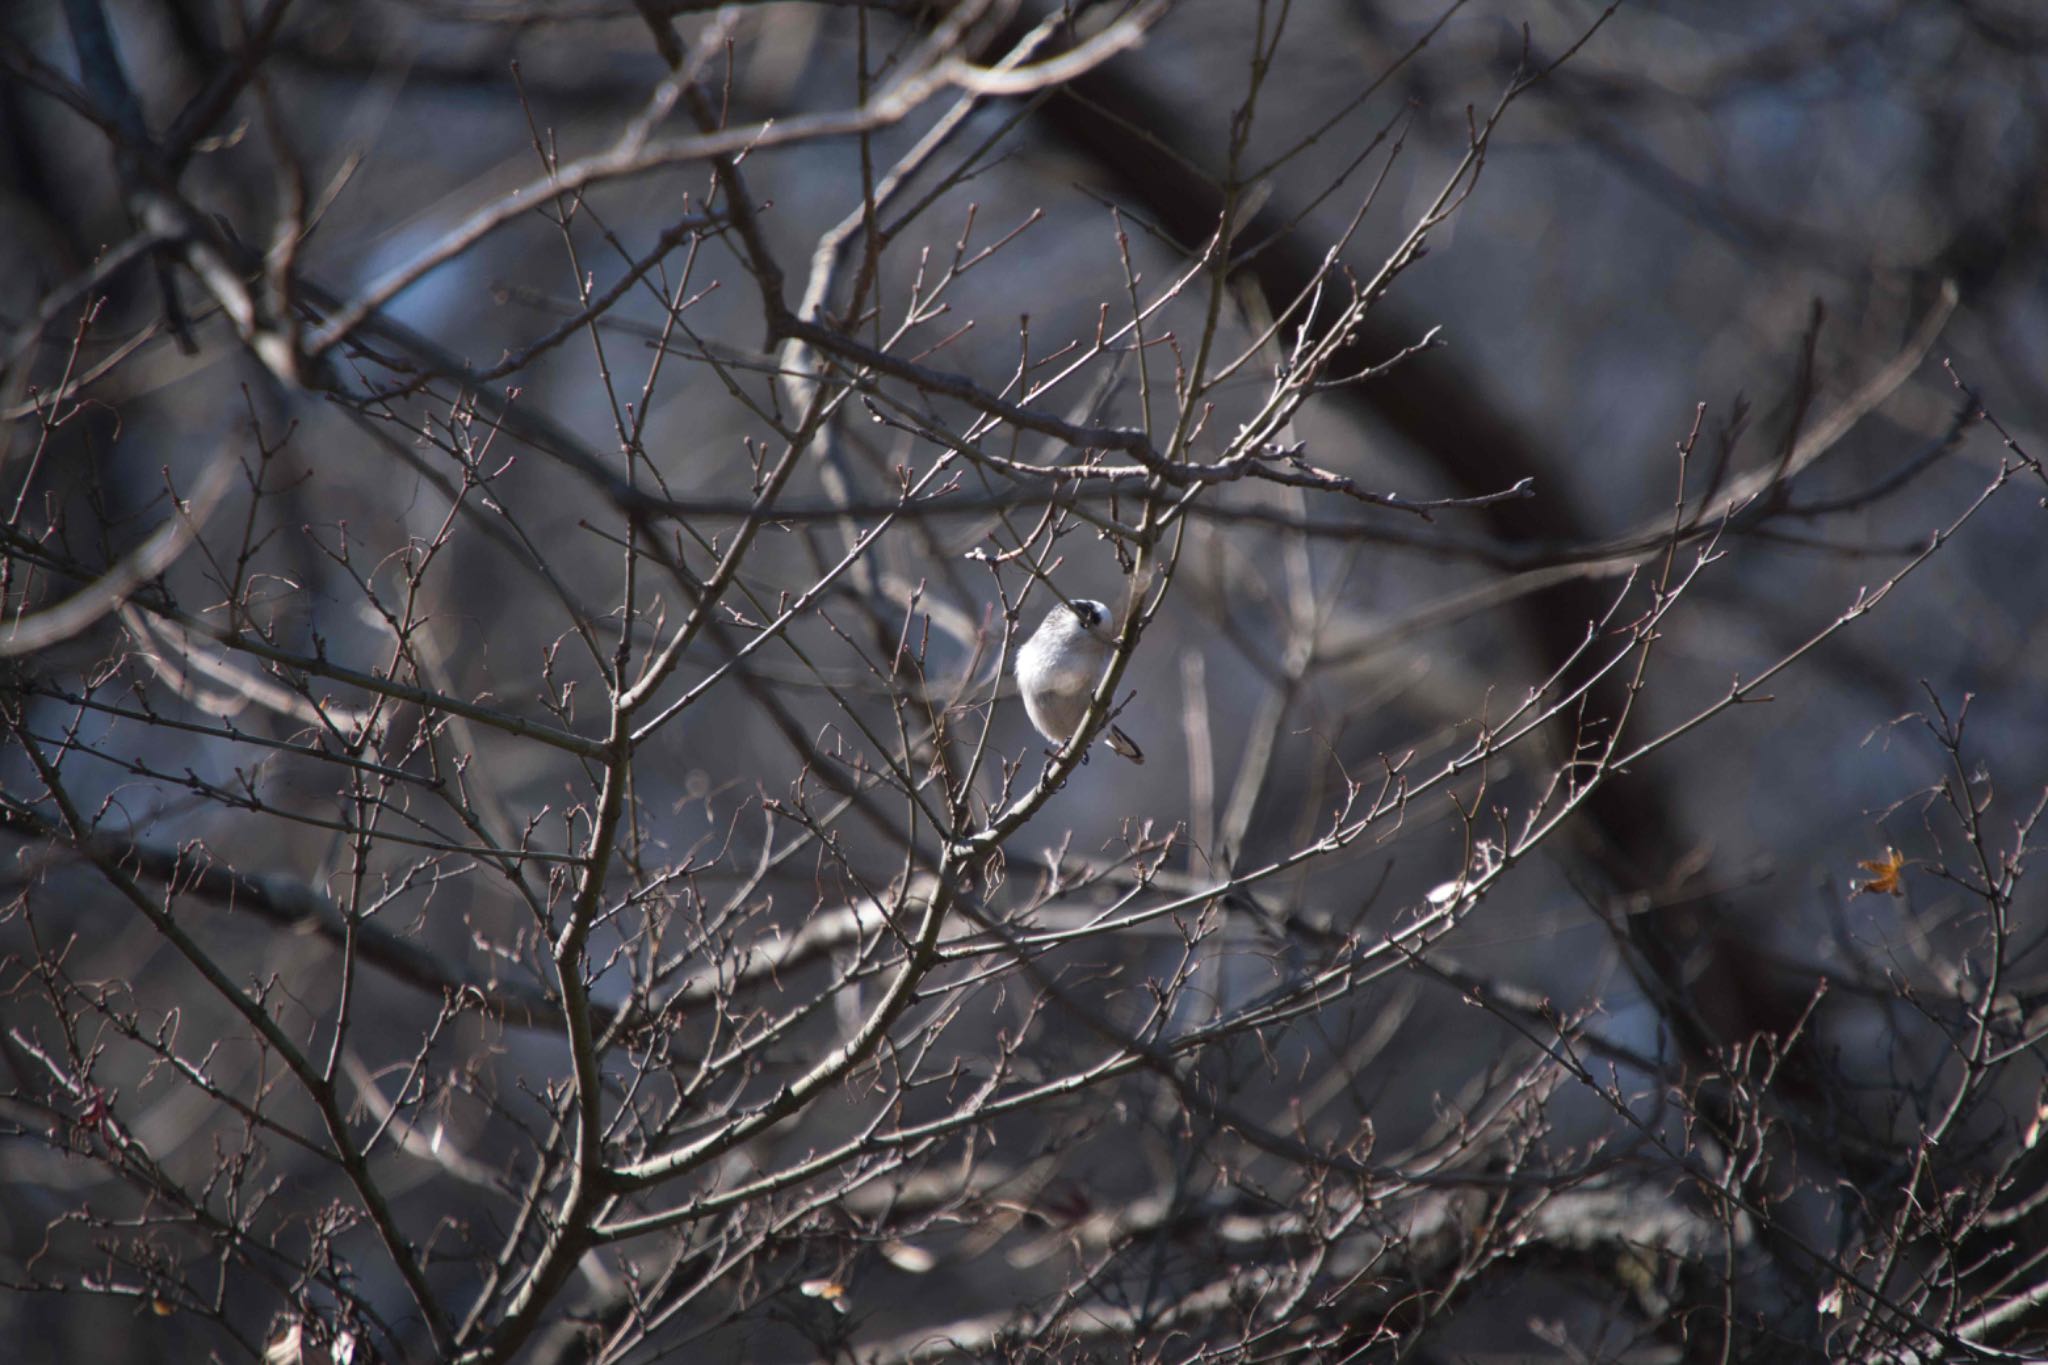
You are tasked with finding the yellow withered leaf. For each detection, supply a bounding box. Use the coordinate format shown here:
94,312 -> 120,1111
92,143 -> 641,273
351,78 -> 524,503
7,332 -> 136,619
1854,848 -> 1906,897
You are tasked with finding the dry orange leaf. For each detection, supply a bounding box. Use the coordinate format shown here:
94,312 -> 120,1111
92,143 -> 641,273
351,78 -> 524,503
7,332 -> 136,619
1854,848 -> 1906,897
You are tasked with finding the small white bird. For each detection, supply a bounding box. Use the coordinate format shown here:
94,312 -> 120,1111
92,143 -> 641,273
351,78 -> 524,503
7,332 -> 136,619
1014,597 -> 1144,764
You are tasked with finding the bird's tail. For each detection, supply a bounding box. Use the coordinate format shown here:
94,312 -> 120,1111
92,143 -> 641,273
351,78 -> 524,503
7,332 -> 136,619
1106,725 -> 1144,764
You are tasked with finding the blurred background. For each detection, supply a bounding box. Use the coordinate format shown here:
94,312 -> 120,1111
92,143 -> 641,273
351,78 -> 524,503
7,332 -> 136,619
3,1 -> 2045,1360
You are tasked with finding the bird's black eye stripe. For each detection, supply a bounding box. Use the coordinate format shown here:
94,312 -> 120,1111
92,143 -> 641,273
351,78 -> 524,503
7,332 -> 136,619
1072,602 -> 1101,626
